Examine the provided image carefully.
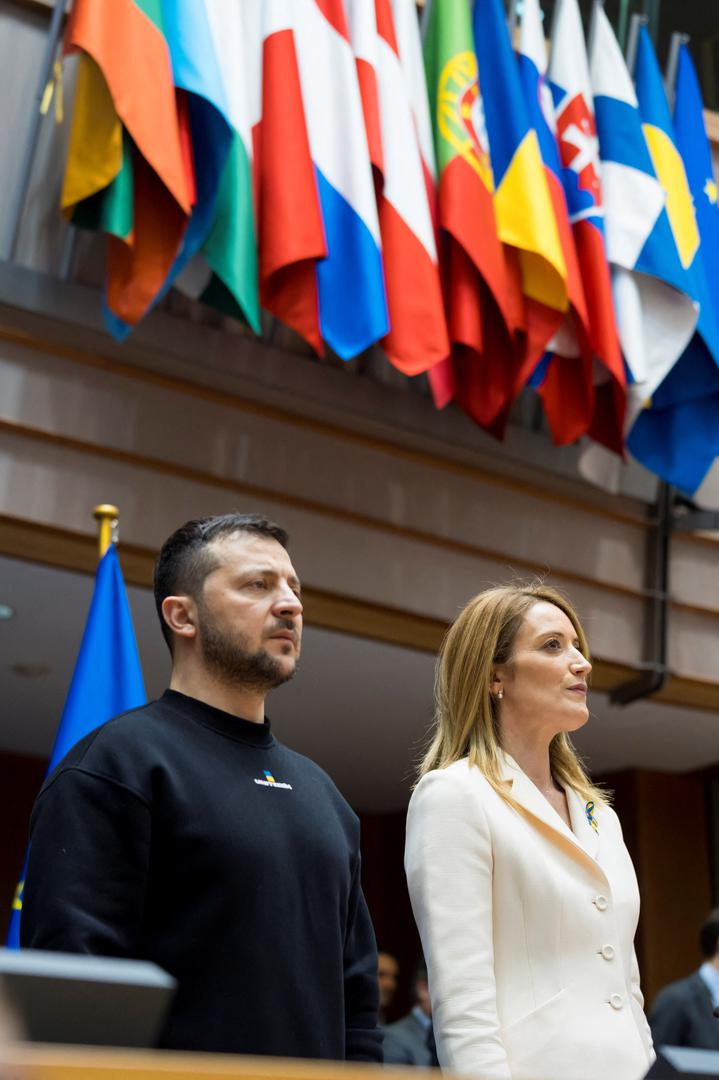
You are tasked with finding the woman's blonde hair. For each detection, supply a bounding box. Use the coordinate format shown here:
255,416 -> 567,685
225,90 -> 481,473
418,581 -> 608,806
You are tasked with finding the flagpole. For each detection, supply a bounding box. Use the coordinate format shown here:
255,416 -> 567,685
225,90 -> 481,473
665,32 -> 690,109
624,13 -> 648,74
587,0 -> 604,64
1,0 -> 72,262
93,505 -> 119,559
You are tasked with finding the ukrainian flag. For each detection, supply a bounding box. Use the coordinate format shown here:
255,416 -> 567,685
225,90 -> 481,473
6,544 -> 145,947
628,29 -> 719,494
472,0 -> 567,316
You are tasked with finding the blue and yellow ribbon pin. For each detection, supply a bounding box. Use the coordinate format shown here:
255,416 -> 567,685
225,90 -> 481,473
585,801 -> 599,832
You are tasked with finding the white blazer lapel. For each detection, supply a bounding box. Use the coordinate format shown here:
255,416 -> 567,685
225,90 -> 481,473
500,755 -> 605,879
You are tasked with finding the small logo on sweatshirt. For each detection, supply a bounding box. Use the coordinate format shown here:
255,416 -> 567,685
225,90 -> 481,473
254,769 -> 292,790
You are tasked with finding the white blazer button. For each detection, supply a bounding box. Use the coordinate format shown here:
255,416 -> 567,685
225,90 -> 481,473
600,944 -> 616,961
594,895 -> 608,911
609,994 -> 623,1010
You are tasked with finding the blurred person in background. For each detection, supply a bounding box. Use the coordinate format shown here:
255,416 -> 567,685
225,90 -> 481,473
378,950 -> 399,1025
383,958 -> 435,1066
649,908 -> 719,1050
405,583 -> 654,1080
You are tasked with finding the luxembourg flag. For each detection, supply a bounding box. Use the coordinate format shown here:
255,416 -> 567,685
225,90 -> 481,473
353,0 -> 448,375
294,0 -> 389,360
548,0 -> 625,454
517,0 -> 593,446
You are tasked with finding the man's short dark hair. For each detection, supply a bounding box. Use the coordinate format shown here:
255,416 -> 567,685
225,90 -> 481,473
153,513 -> 289,652
699,909 -> 719,958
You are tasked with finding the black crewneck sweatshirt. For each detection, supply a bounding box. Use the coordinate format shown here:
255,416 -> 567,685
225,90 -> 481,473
21,690 -> 381,1060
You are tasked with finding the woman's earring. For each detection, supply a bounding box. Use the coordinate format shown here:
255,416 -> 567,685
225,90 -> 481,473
497,688 -> 504,700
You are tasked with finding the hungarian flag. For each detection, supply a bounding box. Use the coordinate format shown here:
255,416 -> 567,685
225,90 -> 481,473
423,0 -> 517,430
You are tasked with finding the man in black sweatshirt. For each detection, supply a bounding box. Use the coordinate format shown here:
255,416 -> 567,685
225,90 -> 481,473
21,513 -> 382,1061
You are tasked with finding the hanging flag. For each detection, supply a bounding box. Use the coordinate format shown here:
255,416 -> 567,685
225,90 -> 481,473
589,8 -> 696,433
548,0 -> 625,454
6,544 -> 146,948
474,0 -> 569,415
346,0 -> 384,181
176,0 -> 325,351
351,0 -> 448,375
293,0 -> 389,360
197,0 -> 261,333
105,0 -> 250,341
62,0 -> 194,327
392,0 -> 436,198
627,29 -> 719,493
253,0 -> 326,352
517,0 -> 593,445
422,0 -> 518,430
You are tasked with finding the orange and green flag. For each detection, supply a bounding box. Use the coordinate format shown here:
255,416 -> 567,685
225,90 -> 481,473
62,0 -> 194,326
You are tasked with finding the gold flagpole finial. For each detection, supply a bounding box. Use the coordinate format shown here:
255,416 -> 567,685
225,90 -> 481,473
93,504 -> 120,558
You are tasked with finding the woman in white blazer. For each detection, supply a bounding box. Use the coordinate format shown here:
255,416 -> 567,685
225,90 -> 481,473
405,583 -> 654,1080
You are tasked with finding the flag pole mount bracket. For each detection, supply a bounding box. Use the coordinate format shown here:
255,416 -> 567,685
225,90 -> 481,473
93,504 -> 120,558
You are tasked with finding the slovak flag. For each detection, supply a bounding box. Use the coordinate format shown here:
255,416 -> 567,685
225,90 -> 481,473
517,0 -> 593,446
548,0 -> 625,454
294,0 -> 389,360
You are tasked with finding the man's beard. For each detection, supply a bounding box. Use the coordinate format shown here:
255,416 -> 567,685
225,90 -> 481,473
198,608 -> 297,691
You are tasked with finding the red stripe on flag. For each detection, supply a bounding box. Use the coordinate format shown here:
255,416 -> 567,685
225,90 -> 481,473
440,156 -> 516,336
255,28 -> 325,354
574,219 -> 626,453
535,171 -> 594,445
375,0 -> 399,55
540,348 -> 594,445
379,200 -> 449,375
314,0 -> 350,42
356,58 -> 383,180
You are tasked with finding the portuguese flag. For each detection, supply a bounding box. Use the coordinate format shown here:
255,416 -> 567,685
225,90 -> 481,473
423,0 -> 520,432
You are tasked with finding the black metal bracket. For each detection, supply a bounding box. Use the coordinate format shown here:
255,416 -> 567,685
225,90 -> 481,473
610,487 -> 719,706
671,495 -> 719,533
609,483 -> 673,706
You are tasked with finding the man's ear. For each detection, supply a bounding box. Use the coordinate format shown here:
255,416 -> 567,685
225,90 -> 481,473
161,595 -> 198,642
